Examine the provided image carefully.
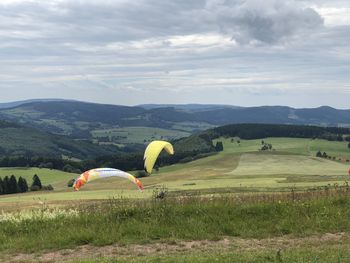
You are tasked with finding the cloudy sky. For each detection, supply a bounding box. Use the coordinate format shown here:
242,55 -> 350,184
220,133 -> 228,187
0,0 -> 349,108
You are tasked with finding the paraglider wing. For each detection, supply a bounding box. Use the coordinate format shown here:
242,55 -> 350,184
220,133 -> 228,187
73,168 -> 143,191
143,140 -> 174,174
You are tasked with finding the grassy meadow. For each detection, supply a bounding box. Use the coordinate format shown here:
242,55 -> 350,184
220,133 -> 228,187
0,137 -> 349,209
92,126 -> 190,145
1,194 -> 350,262
0,136 -> 350,261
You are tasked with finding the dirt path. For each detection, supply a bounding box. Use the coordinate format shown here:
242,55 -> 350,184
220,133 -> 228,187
3,232 -> 349,263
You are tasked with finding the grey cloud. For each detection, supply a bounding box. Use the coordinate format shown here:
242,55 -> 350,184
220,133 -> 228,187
0,0 -> 348,108
0,0 -> 323,45
202,0 -> 324,44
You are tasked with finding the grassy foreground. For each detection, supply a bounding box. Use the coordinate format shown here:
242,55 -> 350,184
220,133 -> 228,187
1,192 -> 350,254
76,245 -> 350,263
72,249 -> 350,263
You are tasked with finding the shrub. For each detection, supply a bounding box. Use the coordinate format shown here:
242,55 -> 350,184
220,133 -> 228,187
152,186 -> 168,199
38,162 -> 54,169
135,171 -> 149,178
30,185 -> 40,191
63,164 -> 74,173
67,179 -> 75,187
42,184 -> 54,191
179,156 -> 193,163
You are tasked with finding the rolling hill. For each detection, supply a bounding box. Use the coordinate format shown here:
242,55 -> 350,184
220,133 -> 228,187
1,136 -> 349,206
0,120 -> 119,159
0,99 -> 71,109
0,101 -> 350,143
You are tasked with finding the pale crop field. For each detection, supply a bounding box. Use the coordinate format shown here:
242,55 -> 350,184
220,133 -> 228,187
230,153 -> 348,177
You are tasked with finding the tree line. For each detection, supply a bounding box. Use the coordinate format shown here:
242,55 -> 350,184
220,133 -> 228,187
210,124 -> 350,141
0,132 -> 217,174
0,149 -> 215,175
0,174 -> 50,195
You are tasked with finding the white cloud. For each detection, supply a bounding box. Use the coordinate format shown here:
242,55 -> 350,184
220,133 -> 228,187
313,7 -> 350,26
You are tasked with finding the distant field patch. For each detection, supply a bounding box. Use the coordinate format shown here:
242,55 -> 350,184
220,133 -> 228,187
218,137 -> 350,158
171,121 -> 216,132
0,167 -> 76,190
36,119 -> 73,135
230,153 -> 349,177
92,126 -> 190,144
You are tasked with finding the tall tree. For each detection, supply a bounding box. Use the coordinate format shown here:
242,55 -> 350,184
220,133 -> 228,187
18,176 -> 28,193
31,174 -> 42,189
0,177 -> 3,195
9,175 -> 19,194
215,141 -> 224,152
3,176 -> 10,194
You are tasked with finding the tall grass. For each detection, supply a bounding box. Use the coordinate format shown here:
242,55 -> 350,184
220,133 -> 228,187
1,188 -> 350,253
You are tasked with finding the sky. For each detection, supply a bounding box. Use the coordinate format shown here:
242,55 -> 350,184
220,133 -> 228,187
0,0 -> 349,108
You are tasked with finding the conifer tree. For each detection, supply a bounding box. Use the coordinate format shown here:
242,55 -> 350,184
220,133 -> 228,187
3,176 -> 10,194
18,176 -> 29,193
0,177 -> 3,195
9,175 -> 19,194
215,141 -> 224,152
31,174 -> 42,189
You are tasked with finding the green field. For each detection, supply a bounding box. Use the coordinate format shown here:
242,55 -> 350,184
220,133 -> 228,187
0,137 -> 349,208
91,126 -> 190,145
171,121 -> 216,132
0,167 -> 76,190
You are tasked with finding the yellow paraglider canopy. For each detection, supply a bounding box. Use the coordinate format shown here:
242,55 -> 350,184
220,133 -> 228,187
144,140 -> 174,174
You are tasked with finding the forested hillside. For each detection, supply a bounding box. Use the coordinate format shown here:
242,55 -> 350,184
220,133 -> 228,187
209,123 -> 350,140
0,120 -> 120,160
0,101 -> 350,142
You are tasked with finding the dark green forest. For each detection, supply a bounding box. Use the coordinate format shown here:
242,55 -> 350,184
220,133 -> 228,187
209,123 -> 350,141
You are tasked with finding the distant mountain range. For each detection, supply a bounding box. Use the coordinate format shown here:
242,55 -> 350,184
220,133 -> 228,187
0,99 -> 72,109
0,100 -> 349,140
138,104 -> 242,111
0,119 -> 120,159
0,99 -> 348,160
